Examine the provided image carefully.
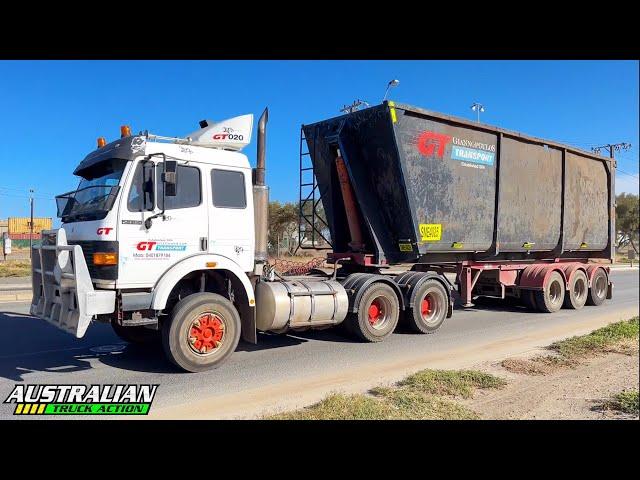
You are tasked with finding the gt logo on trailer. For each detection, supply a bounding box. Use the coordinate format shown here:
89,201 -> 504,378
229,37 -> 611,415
96,228 -> 113,235
417,131 -> 452,158
136,241 -> 157,251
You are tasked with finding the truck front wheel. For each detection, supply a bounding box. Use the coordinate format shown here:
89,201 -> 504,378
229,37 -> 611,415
162,292 -> 241,373
344,283 -> 399,342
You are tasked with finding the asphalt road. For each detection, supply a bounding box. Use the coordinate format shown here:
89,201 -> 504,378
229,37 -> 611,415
0,270 -> 637,419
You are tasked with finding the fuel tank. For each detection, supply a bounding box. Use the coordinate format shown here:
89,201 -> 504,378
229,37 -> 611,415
255,279 -> 349,332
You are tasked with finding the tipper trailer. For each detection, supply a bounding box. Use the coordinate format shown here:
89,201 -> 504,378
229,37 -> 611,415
31,102 -> 614,372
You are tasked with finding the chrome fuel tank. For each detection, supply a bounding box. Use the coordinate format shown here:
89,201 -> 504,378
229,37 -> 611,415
255,279 -> 349,332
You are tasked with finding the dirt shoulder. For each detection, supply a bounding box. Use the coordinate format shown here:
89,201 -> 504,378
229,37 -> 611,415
462,351 -> 638,420
263,317 -> 639,420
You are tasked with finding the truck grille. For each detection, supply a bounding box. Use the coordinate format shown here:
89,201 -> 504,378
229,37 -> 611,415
68,240 -> 119,280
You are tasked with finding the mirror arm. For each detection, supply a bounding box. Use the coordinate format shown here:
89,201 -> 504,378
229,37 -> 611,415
143,153 -> 167,230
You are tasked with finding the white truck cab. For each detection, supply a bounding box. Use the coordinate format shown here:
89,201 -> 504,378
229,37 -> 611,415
31,112 -> 276,371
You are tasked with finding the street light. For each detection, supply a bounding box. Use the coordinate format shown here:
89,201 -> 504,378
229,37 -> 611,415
383,79 -> 400,102
471,102 -> 485,123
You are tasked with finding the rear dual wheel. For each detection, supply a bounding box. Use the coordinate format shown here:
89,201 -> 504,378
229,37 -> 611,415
534,271 -> 565,313
587,268 -> 608,306
344,283 -> 399,342
563,270 -> 588,310
405,279 -> 448,334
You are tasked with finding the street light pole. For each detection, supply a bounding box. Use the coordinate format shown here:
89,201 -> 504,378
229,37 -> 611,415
471,102 -> 485,123
29,188 -> 34,260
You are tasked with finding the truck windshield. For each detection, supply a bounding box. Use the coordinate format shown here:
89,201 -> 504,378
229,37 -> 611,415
56,158 -> 128,223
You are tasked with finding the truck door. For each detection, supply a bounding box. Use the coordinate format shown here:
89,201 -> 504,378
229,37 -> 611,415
118,159 -> 208,287
207,167 -> 254,272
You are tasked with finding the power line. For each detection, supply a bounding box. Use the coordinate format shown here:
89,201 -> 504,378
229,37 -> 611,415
591,142 -> 632,157
617,169 -> 639,179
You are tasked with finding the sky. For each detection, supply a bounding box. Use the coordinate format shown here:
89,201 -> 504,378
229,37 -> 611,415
0,60 -> 638,224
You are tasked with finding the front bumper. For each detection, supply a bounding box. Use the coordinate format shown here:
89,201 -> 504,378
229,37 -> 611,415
31,228 -> 116,338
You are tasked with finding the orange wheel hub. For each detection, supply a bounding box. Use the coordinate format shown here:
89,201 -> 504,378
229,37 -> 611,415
188,313 -> 225,354
421,297 -> 432,318
368,300 -> 383,326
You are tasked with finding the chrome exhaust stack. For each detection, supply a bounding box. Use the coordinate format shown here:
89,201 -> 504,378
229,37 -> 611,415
253,108 -> 269,270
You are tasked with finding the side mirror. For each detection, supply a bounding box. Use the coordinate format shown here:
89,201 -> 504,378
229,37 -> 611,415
162,160 -> 178,197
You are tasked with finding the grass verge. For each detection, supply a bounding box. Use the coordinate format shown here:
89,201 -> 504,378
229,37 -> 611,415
0,260 -> 31,277
550,317 -> 639,358
603,390 -> 639,415
502,317 -> 639,376
265,369 -> 506,420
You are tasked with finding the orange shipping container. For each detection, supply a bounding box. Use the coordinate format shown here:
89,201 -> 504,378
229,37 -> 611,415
8,217 -> 52,235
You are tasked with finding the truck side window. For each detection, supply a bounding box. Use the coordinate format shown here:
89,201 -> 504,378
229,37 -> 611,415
157,163 -> 202,210
211,169 -> 246,208
127,162 -> 154,212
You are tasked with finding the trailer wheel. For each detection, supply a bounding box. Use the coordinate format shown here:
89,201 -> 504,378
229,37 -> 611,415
521,290 -> 538,311
345,283 -> 399,342
111,322 -> 160,344
162,292 -> 241,373
563,270 -> 588,310
534,271 -> 565,313
586,268 -> 608,306
406,279 -> 448,334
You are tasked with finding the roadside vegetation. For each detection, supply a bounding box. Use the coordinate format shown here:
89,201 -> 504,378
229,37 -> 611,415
502,317 -> 639,376
0,260 -> 31,278
601,390 -> 639,415
266,369 -> 506,420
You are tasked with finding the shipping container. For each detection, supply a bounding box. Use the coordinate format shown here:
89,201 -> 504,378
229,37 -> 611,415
8,217 -> 52,235
303,102 -> 614,265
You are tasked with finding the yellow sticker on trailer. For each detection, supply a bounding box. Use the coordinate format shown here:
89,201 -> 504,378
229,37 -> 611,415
398,242 -> 413,252
419,224 -> 442,241
388,101 -> 397,123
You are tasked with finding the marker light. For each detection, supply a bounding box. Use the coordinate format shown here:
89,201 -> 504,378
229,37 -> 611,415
93,252 -> 118,266
120,125 -> 132,138
97,137 -> 107,148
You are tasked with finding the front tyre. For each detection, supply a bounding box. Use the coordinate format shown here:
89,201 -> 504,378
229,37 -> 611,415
406,279 -> 448,334
162,292 -> 241,373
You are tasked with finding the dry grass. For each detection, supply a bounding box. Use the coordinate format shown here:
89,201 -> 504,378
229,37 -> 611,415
503,317 -> 639,376
0,260 -> 31,277
501,355 -> 575,375
602,390 -> 639,415
266,369 -> 506,420
395,369 -> 507,399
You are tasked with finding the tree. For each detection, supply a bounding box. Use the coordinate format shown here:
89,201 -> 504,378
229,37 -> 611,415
268,201 -> 298,256
616,193 -> 639,254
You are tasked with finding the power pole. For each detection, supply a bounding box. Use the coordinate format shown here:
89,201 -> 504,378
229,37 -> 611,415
591,142 -> 632,159
29,188 -> 34,260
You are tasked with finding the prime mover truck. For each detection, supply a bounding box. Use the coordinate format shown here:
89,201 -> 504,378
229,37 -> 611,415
31,102 -> 615,372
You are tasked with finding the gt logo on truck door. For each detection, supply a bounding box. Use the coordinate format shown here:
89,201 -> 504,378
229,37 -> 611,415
136,241 -> 157,251
97,228 -> 113,235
